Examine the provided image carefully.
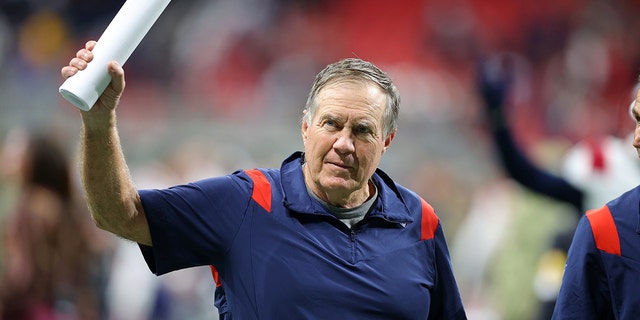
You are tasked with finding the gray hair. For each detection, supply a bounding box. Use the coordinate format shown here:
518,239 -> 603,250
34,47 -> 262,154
303,58 -> 400,139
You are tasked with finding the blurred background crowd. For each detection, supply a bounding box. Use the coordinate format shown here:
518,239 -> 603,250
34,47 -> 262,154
1,0 -> 640,319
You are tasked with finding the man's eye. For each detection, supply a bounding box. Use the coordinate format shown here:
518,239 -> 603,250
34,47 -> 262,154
355,126 -> 372,134
322,119 -> 341,129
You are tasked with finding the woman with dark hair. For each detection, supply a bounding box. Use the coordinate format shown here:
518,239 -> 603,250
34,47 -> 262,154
0,129 -> 108,320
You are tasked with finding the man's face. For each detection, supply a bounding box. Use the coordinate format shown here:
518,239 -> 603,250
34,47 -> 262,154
301,80 -> 394,206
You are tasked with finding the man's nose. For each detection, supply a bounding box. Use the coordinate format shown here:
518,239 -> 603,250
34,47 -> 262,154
333,131 -> 355,154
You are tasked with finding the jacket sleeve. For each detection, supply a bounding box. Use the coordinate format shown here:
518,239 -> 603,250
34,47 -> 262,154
429,223 -> 467,320
138,172 -> 253,275
553,216 -> 613,319
478,62 -> 584,215
491,127 -> 584,216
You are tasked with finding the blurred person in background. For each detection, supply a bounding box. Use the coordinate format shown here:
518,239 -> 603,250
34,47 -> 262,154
0,127 -> 110,319
477,56 -> 640,319
60,40 -> 466,319
552,80 -> 640,319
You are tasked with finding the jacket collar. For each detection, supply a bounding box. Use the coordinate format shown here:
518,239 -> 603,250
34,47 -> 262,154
280,152 -> 414,224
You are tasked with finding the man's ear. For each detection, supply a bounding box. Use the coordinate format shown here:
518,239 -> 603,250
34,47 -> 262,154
301,110 -> 308,143
382,130 -> 396,153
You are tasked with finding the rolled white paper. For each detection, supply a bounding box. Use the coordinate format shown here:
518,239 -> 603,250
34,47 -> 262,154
59,0 -> 171,111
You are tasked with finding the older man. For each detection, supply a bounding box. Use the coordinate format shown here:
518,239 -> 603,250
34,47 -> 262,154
61,40 -> 466,319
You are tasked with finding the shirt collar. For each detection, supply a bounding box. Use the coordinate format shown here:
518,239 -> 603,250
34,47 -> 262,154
280,152 -> 414,224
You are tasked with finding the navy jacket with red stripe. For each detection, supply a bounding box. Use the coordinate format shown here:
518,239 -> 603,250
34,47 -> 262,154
553,185 -> 640,319
138,152 -> 466,319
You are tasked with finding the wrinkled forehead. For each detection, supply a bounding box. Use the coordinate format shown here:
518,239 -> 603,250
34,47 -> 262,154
316,79 -> 387,107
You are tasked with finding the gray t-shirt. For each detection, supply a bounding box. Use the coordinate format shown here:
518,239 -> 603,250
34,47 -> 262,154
307,182 -> 378,229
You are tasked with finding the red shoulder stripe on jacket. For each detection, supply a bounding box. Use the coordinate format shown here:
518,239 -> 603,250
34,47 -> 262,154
245,169 -> 272,213
420,198 -> 439,240
210,265 -> 222,287
209,170 -> 271,288
586,205 -> 621,256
